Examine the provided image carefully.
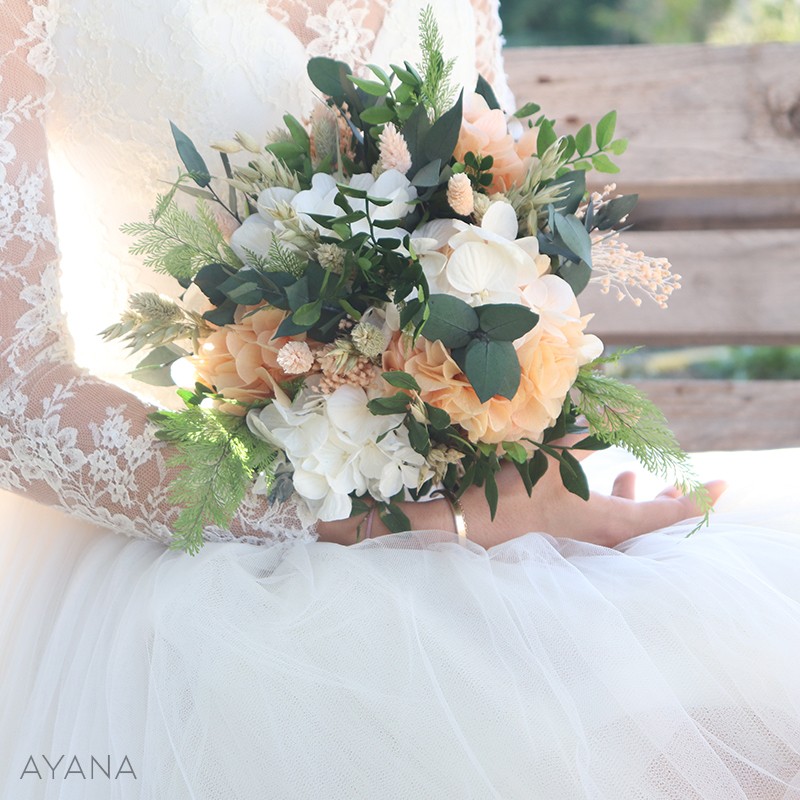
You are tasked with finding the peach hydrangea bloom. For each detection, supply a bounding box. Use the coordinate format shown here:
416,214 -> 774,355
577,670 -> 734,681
383,283 -> 602,445
189,306 -> 305,413
453,93 -> 537,194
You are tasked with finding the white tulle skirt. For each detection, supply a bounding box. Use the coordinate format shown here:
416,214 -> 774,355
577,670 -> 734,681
2,449 -> 800,799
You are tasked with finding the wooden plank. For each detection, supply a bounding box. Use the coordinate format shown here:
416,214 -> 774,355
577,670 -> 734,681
583,229 -> 800,346
632,379 -> 800,450
505,43 -> 800,228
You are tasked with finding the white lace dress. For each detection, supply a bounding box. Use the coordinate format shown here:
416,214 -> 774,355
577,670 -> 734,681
1,1 -> 800,797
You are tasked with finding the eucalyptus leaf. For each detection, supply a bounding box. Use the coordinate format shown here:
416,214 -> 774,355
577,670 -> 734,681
132,344 -> 187,387
307,57 -> 352,99
463,339 -> 521,403
411,159 -> 442,188
193,263 -> 236,306
406,417 -> 431,454
170,122 -> 211,188
477,304 -> 539,342
475,74 -> 500,110
592,194 -> 638,231
554,212 -> 593,265
556,260 -> 592,296
425,403 -> 451,430
537,119 -> 557,157
359,105 -> 395,125
368,394 -> 411,416
203,300 -> 237,326
382,371 -> 421,391
422,294 -> 479,349
558,450 -> 590,501
424,91 -> 463,166
549,170 -> 587,216
292,299 -> 322,326
349,76 -> 387,96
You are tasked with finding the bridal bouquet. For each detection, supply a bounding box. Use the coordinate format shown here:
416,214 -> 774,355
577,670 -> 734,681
105,10 -> 697,552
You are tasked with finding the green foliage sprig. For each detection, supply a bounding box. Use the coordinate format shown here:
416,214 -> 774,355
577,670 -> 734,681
418,5 -> 457,119
121,191 -> 241,281
574,364 -> 710,521
150,406 -> 279,554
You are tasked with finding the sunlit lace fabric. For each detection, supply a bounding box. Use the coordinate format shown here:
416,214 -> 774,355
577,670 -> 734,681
0,0 -> 511,545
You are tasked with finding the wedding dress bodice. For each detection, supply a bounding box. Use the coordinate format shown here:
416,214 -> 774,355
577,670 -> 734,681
0,0 -> 510,544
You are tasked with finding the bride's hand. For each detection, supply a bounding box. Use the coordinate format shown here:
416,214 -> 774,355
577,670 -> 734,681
460,436 -> 727,549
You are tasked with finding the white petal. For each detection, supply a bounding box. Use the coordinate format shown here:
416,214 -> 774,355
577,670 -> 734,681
481,201 -> 519,241
318,490 -> 352,522
229,214 -> 274,262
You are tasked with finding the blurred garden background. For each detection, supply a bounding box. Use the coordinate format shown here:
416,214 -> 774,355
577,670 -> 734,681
499,0 -> 800,383
499,0 -> 800,46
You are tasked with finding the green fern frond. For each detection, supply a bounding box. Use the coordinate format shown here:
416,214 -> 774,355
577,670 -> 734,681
150,407 -> 278,554
121,196 -> 241,281
574,367 -> 711,521
418,5 -> 456,119
267,236 -> 306,276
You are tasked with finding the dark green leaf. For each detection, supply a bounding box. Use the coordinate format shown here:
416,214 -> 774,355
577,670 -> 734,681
292,299 -> 322,326
477,304 -> 539,341
307,57 -> 352,99
367,393 -> 410,415
274,315 -> 310,337
401,104 -> 431,174
406,417 -> 430,454
170,122 -> 211,187
379,503 -> 411,533
425,403 -> 451,430
596,110 -> 617,150
549,170 -> 587,216
484,470 -> 499,519
528,448 -> 548,486
424,91 -> 463,166
554,212 -> 593,265
283,114 -> 310,149
222,281 -> 262,305
349,76 -> 387,96
266,140 -> 305,161
203,300 -> 236,326
475,74 -> 500,110
359,105 -> 395,124
572,435 -> 612,451
422,294 -> 479,349
411,159 -> 442,188
391,64 -> 420,86
193,262 -> 236,306
463,339 -> 521,403
556,260 -> 592,296
382,371 -> 421,391
558,450 -> 590,501
592,194 -> 638,231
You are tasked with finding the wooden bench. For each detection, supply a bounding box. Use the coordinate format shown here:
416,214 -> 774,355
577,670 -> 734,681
507,43 -> 800,450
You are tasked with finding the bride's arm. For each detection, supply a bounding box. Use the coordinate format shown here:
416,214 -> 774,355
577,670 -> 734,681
319,441 -> 727,548
0,0 -> 310,544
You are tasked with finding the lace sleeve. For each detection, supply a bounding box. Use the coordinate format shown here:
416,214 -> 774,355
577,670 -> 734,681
472,0 -> 515,110
0,0 -> 315,545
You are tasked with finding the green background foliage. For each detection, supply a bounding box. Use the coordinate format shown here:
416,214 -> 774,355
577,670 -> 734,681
499,0 -> 800,46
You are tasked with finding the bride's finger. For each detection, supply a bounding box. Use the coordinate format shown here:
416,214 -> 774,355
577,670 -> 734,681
658,486 -> 681,499
611,471 -> 636,499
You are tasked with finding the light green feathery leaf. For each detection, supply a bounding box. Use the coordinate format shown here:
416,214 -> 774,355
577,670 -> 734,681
150,407 -> 279,554
418,5 -> 457,119
121,196 -> 241,281
574,366 -> 711,525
